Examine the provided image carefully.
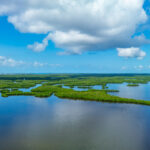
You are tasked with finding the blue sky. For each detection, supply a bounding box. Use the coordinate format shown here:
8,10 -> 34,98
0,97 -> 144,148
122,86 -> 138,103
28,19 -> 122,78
0,0 -> 150,73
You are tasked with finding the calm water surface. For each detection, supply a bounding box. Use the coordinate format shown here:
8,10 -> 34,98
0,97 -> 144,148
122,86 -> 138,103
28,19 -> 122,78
0,94 -> 150,150
62,85 -> 102,91
63,83 -> 150,101
108,82 -> 150,100
19,84 -> 42,92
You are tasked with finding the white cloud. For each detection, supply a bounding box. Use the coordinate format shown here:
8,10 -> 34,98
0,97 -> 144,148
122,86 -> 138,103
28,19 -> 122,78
33,61 -> 62,67
117,47 -> 146,59
50,30 -> 100,54
134,65 -> 144,69
0,56 -> 24,67
0,56 -> 62,68
0,0 -> 149,54
33,61 -> 48,67
28,34 -> 51,52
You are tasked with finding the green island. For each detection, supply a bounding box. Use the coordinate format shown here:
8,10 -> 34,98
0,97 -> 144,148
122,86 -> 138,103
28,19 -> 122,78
127,83 -> 139,86
1,74 -> 150,106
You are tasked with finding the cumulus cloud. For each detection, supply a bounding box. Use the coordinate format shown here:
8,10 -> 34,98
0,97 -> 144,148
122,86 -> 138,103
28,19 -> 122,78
28,34 -> 51,52
50,30 -> 101,54
0,0 -> 149,54
0,56 -> 24,67
117,47 -> 146,59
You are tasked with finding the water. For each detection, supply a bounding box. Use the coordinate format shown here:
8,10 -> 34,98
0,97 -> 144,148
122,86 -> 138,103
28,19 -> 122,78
107,82 -> 150,100
62,85 -> 102,91
1,83 -> 150,149
0,95 -> 150,150
63,83 -> 150,101
19,84 -> 42,92
62,85 -> 88,91
92,85 -> 102,90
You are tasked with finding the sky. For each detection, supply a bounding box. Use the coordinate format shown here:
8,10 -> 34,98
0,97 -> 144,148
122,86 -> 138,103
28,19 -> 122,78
0,0 -> 150,73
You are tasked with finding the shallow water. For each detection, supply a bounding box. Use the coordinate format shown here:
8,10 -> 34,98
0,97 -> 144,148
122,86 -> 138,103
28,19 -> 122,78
62,85 -> 102,91
63,82 -> 150,101
108,82 -> 150,100
19,84 -> 42,92
0,95 -> 150,150
62,85 -> 89,91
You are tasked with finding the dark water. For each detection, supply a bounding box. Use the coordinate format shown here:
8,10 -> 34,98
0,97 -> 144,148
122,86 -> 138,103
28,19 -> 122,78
0,95 -> 150,150
108,82 -> 150,100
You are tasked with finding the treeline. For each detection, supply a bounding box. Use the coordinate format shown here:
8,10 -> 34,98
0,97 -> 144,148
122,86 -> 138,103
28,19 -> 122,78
0,73 -> 150,80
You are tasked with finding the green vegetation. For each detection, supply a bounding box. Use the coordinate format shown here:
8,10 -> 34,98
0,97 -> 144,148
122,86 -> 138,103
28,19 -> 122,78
76,86 -> 92,89
1,74 -> 150,106
55,89 -> 150,106
0,80 -> 43,89
0,83 -> 150,106
127,83 -> 139,87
